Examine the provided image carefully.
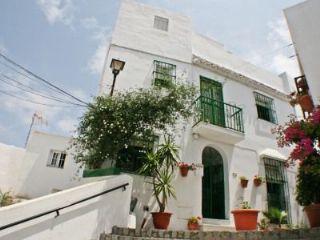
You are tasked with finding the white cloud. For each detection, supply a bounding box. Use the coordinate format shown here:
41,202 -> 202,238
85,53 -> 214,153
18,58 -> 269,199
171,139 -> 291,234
82,17 -> 111,75
244,17 -> 299,79
36,0 -> 74,26
57,117 -> 78,133
0,41 -> 7,54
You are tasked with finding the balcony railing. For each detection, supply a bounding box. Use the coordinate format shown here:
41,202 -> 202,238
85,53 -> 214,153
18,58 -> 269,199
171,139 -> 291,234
193,96 -> 244,133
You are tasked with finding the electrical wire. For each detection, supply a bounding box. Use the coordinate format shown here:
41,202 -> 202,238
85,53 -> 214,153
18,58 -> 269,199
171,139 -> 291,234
0,53 -> 89,106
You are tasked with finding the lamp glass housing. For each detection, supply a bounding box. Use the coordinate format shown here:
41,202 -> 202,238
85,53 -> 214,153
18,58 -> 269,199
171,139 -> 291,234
110,59 -> 125,71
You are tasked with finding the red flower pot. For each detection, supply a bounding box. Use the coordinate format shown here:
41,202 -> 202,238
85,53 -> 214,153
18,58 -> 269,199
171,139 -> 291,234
151,212 -> 172,229
179,166 -> 189,177
254,178 -> 262,187
304,203 -> 320,228
187,222 -> 199,231
231,209 -> 259,231
298,94 -> 314,112
240,179 -> 248,188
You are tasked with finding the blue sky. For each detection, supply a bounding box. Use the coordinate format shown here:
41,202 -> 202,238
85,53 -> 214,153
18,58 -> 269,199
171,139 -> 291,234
0,0 -> 303,147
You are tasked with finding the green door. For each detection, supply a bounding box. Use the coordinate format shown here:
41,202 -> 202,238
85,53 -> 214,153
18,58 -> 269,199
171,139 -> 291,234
202,147 -> 225,219
200,76 -> 225,127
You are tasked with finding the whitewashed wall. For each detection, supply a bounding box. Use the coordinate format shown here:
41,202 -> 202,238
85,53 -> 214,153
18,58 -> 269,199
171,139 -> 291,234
284,0 -> 320,105
0,175 -> 132,240
0,131 -> 82,199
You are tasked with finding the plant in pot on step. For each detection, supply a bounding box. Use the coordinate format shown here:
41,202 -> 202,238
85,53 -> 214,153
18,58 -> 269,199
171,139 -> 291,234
231,201 -> 259,231
272,107 -> 320,228
187,216 -> 201,230
262,208 -> 287,230
239,176 -> 249,188
139,136 -> 179,230
253,175 -> 263,187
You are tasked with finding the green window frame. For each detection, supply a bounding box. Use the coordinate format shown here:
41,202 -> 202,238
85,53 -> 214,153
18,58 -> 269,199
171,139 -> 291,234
254,92 -> 277,124
153,60 -> 176,88
264,157 -> 291,223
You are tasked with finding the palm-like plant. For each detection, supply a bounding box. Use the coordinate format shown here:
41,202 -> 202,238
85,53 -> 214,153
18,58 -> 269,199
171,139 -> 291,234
140,135 -> 179,213
262,208 -> 287,228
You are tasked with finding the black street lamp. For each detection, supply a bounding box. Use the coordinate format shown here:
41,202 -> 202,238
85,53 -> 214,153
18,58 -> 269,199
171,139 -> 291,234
109,58 -> 125,96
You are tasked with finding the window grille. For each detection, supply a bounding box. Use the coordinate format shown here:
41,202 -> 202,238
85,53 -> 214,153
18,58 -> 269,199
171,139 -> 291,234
153,60 -> 176,87
264,157 -> 291,223
254,92 -> 277,124
48,151 -> 67,169
154,16 -> 169,31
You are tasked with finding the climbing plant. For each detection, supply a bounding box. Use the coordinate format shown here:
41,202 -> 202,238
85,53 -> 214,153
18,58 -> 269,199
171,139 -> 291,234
73,84 -> 197,168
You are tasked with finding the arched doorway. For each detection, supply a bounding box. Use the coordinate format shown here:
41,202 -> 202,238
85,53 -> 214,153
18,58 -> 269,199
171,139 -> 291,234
202,146 -> 225,219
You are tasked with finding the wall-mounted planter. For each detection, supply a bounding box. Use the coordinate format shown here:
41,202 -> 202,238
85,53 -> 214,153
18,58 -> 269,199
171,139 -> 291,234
240,179 -> 248,188
179,166 -> 189,177
254,178 -> 262,187
297,94 -> 314,112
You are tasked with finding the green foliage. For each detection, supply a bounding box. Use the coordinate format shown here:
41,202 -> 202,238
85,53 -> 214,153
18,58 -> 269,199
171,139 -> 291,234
140,136 -> 179,213
73,84 -> 197,168
296,154 -> 320,206
0,190 -> 13,207
240,201 -> 251,209
262,208 -> 287,227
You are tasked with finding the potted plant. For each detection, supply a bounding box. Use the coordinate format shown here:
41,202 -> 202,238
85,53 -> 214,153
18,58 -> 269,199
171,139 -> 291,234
240,176 -> 249,188
253,175 -> 263,187
187,216 -> 201,230
272,107 -> 320,228
178,162 -> 196,177
262,208 -> 287,229
139,136 -> 179,230
231,201 -> 259,231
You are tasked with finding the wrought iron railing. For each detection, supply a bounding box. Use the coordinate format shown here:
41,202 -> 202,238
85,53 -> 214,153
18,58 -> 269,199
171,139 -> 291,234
193,96 -> 244,133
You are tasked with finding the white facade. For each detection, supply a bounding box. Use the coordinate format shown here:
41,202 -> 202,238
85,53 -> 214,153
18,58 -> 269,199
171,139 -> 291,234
284,0 -> 320,106
99,0 -> 305,230
0,131 -> 82,199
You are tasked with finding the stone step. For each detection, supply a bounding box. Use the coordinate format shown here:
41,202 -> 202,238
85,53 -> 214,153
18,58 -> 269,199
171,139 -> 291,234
100,226 -> 320,240
201,224 -> 236,232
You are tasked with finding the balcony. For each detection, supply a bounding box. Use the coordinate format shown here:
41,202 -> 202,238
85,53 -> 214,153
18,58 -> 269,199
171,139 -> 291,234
193,96 -> 244,143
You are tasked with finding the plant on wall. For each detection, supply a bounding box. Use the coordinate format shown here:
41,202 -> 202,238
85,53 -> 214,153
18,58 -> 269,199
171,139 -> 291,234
272,107 -> 320,227
73,84 -> 196,169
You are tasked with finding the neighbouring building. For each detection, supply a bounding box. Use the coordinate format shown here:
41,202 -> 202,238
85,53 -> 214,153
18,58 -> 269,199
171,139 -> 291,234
284,0 -> 320,108
0,131 -> 82,199
98,0 -> 305,230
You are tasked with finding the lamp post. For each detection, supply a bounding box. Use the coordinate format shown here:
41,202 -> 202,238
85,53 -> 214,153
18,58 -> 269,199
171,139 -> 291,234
109,58 -> 125,96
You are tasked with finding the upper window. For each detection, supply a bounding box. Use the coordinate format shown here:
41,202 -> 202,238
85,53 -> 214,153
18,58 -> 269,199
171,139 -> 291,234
48,151 -> 67,169
154,16 -> 169,31
153,60 -> 176,88
254,92 -> 278,124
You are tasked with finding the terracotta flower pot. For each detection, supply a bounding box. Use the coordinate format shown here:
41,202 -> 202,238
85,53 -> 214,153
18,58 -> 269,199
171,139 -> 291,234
240,179 -> 248,188
304,203 -> 320,228
231,209 -> 259,231
187,222 -> 200,231
298,94 -> 314,112
179,166 -> 189,177
151,212 -> 172,229
254,178 -> 262,187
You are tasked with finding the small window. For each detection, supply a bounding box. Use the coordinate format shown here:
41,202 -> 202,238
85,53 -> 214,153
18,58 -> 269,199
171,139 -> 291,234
154,16 -> 169,31
48,151 -> 67,169
153,60 -> 176,88
254,92 -> 277,124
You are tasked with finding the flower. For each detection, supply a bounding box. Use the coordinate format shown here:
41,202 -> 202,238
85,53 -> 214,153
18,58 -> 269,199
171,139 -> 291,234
290,138 -> 314,161
188,216 -> 201,224
310,107 -> 320,124
283,123 -> 306,142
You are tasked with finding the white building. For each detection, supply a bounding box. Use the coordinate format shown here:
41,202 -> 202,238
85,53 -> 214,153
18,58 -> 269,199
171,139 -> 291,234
284,0 -> 320,106
98,0 -> 305,230
0,131 -> 82,199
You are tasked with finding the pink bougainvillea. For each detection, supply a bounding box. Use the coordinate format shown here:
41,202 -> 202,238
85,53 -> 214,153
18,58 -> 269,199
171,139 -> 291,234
273,107 -> 320,166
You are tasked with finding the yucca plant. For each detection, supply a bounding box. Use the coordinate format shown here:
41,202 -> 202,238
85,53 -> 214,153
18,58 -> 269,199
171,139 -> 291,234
139,135 -> 179,229
262,208 -> 287,228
